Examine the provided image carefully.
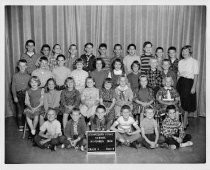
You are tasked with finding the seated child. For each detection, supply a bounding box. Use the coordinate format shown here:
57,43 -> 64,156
90,105 -> 113,131
63,108 -> 87,151
110,105 -> 141,148
34,108 -> 66,151
114,76 -> 133,118
161,105 -> 193,150
140,106 -> 161,149
60,77 -> 80,129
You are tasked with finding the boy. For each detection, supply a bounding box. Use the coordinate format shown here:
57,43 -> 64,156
20,39 -> 40,75
12,59 -> 31,131
34,108 -> 66,151
32,56 -> 53,87
98,43 -> 110,70
63,108 -> 87,151
66,44 -> 78,71
161,105 -> 193,150
110,44 -> 124,65
168,46 -> 179,75
80,42 -> 96,72
145,57 -> 162,95
111,105 -> 141,149
90,105 -> 113,131
52,54 -> 71,90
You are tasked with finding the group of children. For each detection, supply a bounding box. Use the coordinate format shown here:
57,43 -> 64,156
11,39 -> 196,151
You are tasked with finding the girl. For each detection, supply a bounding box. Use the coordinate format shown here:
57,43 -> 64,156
60,77 -> 80,129
24,76 -> 44,136
90,58 -> 109,90
127,60 -> 141,92
114,76 -> 133,118
48,44 -> 62,71
134,75 -> 154,123
99,78 -> 116,124
155,47 -> 164,71
80,77 -> 99,122
40,78 -> 61,126
108,58 -> 126,88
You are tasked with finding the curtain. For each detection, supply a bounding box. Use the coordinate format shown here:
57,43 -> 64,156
5,5 -> 206,117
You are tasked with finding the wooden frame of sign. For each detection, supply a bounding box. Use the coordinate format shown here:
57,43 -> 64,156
86,131 -> 116,154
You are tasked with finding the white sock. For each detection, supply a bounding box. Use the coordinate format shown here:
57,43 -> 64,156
31,129 -> 36,135
180,141 -> 193,147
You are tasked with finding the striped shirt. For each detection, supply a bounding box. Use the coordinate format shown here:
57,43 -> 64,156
140,54 -> 153,75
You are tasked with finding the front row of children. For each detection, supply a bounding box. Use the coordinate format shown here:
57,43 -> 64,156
33,104 -> 193,151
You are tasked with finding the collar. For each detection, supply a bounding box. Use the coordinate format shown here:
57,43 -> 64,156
164,87 -> 172,90
117,85 -> 128,91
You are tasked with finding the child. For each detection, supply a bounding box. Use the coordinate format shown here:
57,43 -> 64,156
90,105 -> 113,131
80,77 -> 99,121
66,44 -> 78,71
98,43 -> 110,70
161,105 -> 193,150
32,56 -> 53,87
99,78 -> 116,124
145,57 -> 162,95
48,44 -> 62,71
24,76 -> 44,136
161,59 -> 177,87
108,58 -> 126,88
123,44 -> 141,74
110,44 -> 124,65
52,54 -> 71,90
80,42 -> 96,72
20,39 -> 40,75
36,44 -> 52,69
155,47 -> 164,71
40,78 -> 61,126
12,59 -> 31,131
70,58 -> 89,93
114,76 -> 133,118
60,77 -> 80,129
133,75 -> 154,124
34,108 -> 66,151
110,105 -> 141,148
140,41 -> 153,75
140,106 -> 160,149
168,46 -> 179,76
127,60 -> 141,92
90,58 -> 109,90
63,108 -> 87,151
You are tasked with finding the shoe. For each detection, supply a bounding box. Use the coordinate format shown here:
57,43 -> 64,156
18,127 -> 23,132
50,145 -> 56,151
159,143 -> 169,149
61,144 -> 65,149
80,145 -> 85,152
130,142 -> 138,149
116,141 -> 122,147
180,141 -> 193,147
169,145 -> 177,150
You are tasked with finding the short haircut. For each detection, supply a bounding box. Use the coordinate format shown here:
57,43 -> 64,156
41,44 -> 51,52
131,60 -> 141,70
149,57 -> 158,63
56,54 -> 66,60
84,42 -> 93,48
127,44 -> 136,50
155,47 -> 164,53
162,76 -> 174,86
99,43 -> 107,49
75,58 -> 84,64
47,108 -> 57,115
181,45 -> 192,55
53,43 -> 61,50
96,105 -> 106,112
114,44 -> 122,50
121,105 -> 131,112
85,76 -> 95,86
29,76 -> 41,87
69,44 -> 77,49
168,46 -> 177,53
93,57 -> 106,69
64,77 -> 75,88
162,59 -> 171,65
45,78 -> 57,92
18,59 -> 27,65
39,56 -> 48,62
166,105 -> 176,113
71,107 -> 81,114
25,39 -> 35,47
143,41 -> 152,48
145,105 -> 154,111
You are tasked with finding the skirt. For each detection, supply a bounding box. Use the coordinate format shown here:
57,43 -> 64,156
177,77 -> 196,112
24,106 -> 44,119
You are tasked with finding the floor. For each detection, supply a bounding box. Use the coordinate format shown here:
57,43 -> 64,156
5,116 -> 206,164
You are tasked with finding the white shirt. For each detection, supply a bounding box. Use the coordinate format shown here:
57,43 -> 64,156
115,116 -> 137,132
40,119 -> 62,136
123,55 -> 141,74
52,66 -> 71,86
178,57 -> 199,79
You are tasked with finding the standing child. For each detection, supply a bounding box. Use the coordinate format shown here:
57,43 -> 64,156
133,75 -> 154,124
90,58 -> 109,90
127,60 -> 141,92
98,43 -> 110,70
140,41 -> 154,75
66,44 -> 78,71
34,108 -> 66,151
32,56 -> 53,87
168,46 -> 179,76
108,58 -> 126,88
40,78 -> 61,126
36,44 -> 52,69
161,105 -> 193,150
110,105 -> 141,148
24,76 -> 44,136
70,58 -> 89,93
155,47 -> 164,71
60,77 -> 80,129
80,77 -> 99,122
80,42 -> 96,72
12,59 -> 31,131
48,44 -> 62,71
110,44 -> 124,65
52,54 -> 71,90
123,44 -> 141,74
20,39 -> 40,75
99,78 -> 116,124
63,108 -> 87,151
114,76 -> 133,118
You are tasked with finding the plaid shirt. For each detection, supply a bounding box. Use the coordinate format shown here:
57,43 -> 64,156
146,69 -> 162,89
